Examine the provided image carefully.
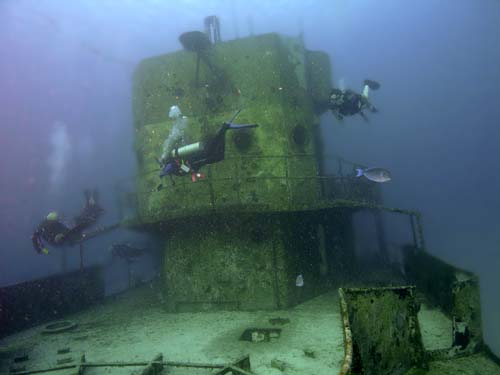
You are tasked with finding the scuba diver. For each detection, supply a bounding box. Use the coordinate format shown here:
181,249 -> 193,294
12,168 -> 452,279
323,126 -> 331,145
156,109 -> 258,190
329,79 -> 381,121
31,189 -> 104,254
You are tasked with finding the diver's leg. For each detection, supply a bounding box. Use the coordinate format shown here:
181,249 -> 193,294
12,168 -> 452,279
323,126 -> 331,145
32,231 -> 45,254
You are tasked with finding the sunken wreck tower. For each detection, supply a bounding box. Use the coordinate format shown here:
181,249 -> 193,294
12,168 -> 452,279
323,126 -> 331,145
132,32 -> 380,311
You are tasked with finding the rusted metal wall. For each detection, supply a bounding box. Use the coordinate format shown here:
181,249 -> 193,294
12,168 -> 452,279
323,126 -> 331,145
403,248 -> 484,358
338,286 -> 427,375
0,267 -> 104,339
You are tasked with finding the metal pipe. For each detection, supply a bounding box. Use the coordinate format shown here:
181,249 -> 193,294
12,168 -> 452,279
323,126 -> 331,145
8,360 -> 227,375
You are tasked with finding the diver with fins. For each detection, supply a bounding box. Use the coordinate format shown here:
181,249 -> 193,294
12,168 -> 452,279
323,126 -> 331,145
329,79 -> 381,121
156,109 -> 258,190
31,189 -> 104,254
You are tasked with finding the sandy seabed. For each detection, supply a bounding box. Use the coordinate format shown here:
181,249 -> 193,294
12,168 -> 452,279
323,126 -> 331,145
1,285 -> 499,375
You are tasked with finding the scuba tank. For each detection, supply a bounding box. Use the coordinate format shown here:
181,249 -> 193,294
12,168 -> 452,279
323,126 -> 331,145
171,142 -> 205,158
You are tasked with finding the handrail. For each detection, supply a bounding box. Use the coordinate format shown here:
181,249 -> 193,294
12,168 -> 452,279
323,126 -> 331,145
135,153 -> 366,178
133,174 -> 367,196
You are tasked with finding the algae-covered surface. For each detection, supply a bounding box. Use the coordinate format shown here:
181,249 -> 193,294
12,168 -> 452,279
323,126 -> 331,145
344,286 -> 427,374
129,32 -> 382,226
132,33 -> 327,223
132,33 -> 316,129
0,285 -> 484,375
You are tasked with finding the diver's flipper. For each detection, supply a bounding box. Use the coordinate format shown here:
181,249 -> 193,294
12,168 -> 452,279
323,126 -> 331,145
359,112 -> 369,122
228,123 -> 258,130
363,79 -> 381,90
221,109 -> 258,132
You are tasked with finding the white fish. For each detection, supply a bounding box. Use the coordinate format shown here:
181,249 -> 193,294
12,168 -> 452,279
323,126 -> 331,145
295,274 -> 304,287
355,167 -> 391,183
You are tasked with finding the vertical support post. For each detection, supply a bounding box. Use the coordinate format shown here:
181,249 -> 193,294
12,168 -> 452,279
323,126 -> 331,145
372,209 -> 388,264
317,224 -> 328,276
415,213 -> 426,251
271,236 -> 282,309
313,121 -> 326,198
327,209 -> 357,283
75,353 -> 86,375
195,55 -> 200,87
215,16 -> 221,43
127,260 -> 133,288
410,214 -> 418,250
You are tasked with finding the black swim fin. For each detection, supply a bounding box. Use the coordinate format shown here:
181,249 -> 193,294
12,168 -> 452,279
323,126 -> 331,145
228,123 -> 258,130
363,79 -> 381,90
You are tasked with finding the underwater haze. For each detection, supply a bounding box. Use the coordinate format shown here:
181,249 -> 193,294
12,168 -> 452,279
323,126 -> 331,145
1,0 -> 500,356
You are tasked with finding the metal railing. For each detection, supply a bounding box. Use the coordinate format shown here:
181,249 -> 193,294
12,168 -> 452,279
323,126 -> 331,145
116,153 -> 425,251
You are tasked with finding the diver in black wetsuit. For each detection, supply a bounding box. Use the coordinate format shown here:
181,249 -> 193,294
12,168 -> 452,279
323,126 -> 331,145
31,189 -> 104,254
329,79 -> 380,121
157,109 -> 258,189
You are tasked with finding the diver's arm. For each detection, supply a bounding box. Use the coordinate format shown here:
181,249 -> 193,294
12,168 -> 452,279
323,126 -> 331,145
31,231 -> 48,254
